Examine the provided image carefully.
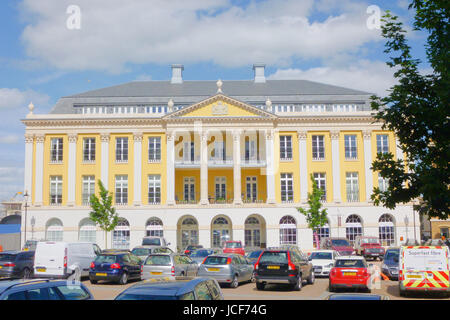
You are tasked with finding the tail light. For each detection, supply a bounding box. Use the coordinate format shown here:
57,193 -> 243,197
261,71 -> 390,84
254,253 -> 263,270
3,263 -> 15,267
184,250 -> 189,254
90,262 -> 95,269
399,270 -> 403,281
287,252 -> 296,271
226,258 -> 232,265
64,248 -> 67,268
140,265 -> 143,273
110,263 -> 121,269
171,266 -> 175,276
330,268 -> 336,276
362,269 -> 368,277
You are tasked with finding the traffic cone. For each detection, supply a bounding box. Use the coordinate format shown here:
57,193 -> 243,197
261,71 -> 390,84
380,272 -> 389,281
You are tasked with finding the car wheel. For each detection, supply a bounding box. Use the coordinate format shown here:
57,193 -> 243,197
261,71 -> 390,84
22,268 -> 32,279
307,271 -> 315,285
230,275 -> 239,288
328,281 -> 334,292
293,275 -> 302,291
90,279 -> 98,284
119,272 -> 128,285
256,282 -> 265,291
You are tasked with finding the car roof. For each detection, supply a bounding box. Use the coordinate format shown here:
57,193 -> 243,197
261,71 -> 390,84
0,250 -> 23,255
0,279 -> 75,293
208,253 -> 239,258
311,250 -> 335,253
327,293 -> 386,300
119,277 -> 211,297
336,255 -> 365,260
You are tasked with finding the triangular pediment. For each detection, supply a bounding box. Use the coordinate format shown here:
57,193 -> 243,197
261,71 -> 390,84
164,94 -> 277,119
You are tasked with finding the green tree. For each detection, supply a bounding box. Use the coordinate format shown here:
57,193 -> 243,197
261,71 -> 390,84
297,174 -> 329,248
370,1 -> 449,219
89,180 -> 119,249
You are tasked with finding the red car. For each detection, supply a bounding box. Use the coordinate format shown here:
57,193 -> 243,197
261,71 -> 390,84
222,241 -> 245,256
329,256 -> 371,292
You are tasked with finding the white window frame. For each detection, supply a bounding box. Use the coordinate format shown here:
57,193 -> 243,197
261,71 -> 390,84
312,135 -> 325,160
82,175 -> 95,205
378,174 -> 389,192
313,173 -> 327,201
183,177 -> 196,202
280,135 -> 293,160
116,137 -> 128,162
280,173 -> 294,203
346,172 -> 360,202
245,176 -> 257,202
50,138 -> 63,162
148,175 -> 161,204
115,175 -> 128,205
50,176 -> 63,205
83,138 -> 96,162
344,135 -> 358,159
377,134 -> 389,154
215,177 -> 226,200
148,137 -> 161,162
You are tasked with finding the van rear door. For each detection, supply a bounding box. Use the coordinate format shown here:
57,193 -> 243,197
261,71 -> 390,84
34,242 -> 66,277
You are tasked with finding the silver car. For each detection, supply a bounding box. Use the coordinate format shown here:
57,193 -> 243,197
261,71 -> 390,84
131,246 -> 174,262
141,253 -> 198,280
197,254 -> 253,288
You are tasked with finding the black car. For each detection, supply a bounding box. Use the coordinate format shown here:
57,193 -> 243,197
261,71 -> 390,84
0,279 -> 94,300
0,251 -> 35,279
381,247 -> 400,280
254,247 -> 314,291
115,277 -> 223,300
89,252 -> 142,285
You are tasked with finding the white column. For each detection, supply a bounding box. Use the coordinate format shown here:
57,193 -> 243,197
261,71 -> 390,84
67,134 -> 77,206
100,133 -> 110,187
200,132 -> 209,205
363,130 -> 373,202
166,132 -> 175,205
133,132 -> 143,206
24,134 -> 34,198
297,131 -> 308,203
34,134 -> 45,206
265,130 -> 276,204
330,131 -> 341,203
233,130 -> 242,205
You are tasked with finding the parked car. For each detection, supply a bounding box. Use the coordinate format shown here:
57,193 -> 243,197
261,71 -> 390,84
131,246 -> 174,261
114,277 -> 224,300
308,250 -> 337,277
354,236 -> 385,261
246,249 -> 263,264
0,251 -> 35,279
320,238 -> 355,256
254,247 -> 314,291
197,253 -> 253,288
182,244 -> 204,256
329,256 -> 372,293
223,241 -> 245,256
324,293 -> 390,300
189,248 -> 221,265
142,236 -> 170,247
22,239 -> 39,251
141,253 -> 198,280
34,242 -> 102,280
89,251 -> 142,285
399,245 -> 450,297
381,247 -> 400,280
0,279 -> 94,300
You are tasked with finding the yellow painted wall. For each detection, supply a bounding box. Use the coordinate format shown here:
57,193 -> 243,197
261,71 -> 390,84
339,131 -> 366,202
181,100 -> 259,117
142,133 -> 167,204
75,134 -> 101,205
109,133 -> 134,205
306,131 -> 333,202
43,135 -> 68,206
241,168 -> 267,202
371,131 -> 396,189
274,131 -> 300,203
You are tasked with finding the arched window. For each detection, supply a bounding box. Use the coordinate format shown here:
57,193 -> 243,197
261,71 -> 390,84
112,218 -> 130,249
279,216 -> 297,245
346,215 -> 363,245
179,216 -> 199,250
46,218 -> 63,241
314,223 -> 330,248
79,218 -> 96,243
245,216 -> 261,248
379,214 -> 395,246
146,217 -> 163,237
211,216 -> 232,248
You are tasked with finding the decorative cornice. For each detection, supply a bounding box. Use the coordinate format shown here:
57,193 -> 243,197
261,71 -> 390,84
25,134 -> 34,143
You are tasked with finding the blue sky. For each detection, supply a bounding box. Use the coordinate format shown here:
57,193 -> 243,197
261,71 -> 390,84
0,0 -> 430,201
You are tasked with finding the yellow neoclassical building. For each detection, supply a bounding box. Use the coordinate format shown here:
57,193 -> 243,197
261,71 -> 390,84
21,64 -> 419,251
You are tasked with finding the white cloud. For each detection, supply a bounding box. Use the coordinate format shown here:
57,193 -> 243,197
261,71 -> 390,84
18,0 -> 383,72
0,167 -> 24,201
0,135 -> 21,144
268,60 -> 398,96
0,88 -> 50,109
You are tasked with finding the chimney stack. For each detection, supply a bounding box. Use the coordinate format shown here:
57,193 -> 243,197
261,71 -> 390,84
171,64 -> 184,84
253,64 -> 266,83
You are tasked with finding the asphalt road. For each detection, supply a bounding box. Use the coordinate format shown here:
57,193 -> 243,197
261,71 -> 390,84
82,261 -> 450,300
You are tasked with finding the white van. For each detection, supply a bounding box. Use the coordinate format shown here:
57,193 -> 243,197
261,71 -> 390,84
399,245 -> 450,296
34,242 -> 102,280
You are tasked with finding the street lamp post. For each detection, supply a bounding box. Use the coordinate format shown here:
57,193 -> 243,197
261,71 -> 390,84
31,216 -> 35,240
23,191 -> 29,245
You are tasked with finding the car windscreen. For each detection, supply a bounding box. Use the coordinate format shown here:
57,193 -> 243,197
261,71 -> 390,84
145,255 -> 171,266
248,251 -> 263,259
203,256 -> 229,265
329,294 -> 381,300
310,252 -> 332,260
331,239 -> 351,246
361,238 -> 380,244
94,255 -> 118,264
385,250 -> 399,262
258,251 -> 288,264
0,254 -> 16,262
335,259 -> 366,268
142,238 -> 161,246
225,242 -> 242,248
116,294 -> 178,300
131,248 -> 151,256
190,250 -> 213,258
